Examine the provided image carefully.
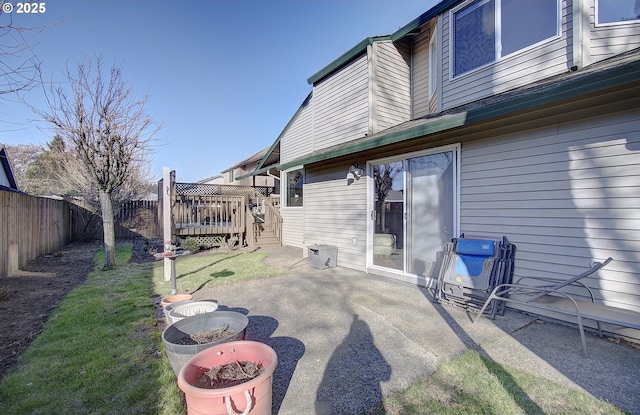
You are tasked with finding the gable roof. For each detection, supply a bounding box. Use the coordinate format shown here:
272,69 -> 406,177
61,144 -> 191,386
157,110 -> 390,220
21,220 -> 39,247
307,36 -> 390,85
307,0 -> 461,85
243,92 -> 312,178
243,46 -> 640,178
0,145 -> 20,192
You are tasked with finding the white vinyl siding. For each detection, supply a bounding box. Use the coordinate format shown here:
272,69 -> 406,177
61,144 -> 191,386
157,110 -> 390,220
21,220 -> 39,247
281,207 -> 305,248
459,100 -> 640,314
411,30 -> 432,119
441,0 -> 569,110
373,41 -> 411,132
303,164 -> 368,271
280,96 -> 314,164
313,54 -> 369,151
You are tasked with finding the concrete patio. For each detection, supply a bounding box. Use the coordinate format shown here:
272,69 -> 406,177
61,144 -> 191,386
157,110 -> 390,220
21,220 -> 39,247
191,246 -> 640,415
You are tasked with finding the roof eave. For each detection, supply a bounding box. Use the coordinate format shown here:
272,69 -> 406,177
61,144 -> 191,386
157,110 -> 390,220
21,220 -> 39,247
280,56 -> 640,172
307,36 -> 391,85
389,0 -> 460,42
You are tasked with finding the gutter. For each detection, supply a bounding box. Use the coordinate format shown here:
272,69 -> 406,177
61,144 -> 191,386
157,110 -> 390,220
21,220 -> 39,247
276,54 -> 640,172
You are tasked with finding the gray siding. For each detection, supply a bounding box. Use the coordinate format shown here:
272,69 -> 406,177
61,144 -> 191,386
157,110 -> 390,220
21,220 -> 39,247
440,1 -> 571,110
281,206 -> 305,248
303,163 -> 368,271
460,98 -> 640,313
281,96 -> 314,164
373,41 -> 411,132
313,54 -> 369,151
411,30 -> 432,119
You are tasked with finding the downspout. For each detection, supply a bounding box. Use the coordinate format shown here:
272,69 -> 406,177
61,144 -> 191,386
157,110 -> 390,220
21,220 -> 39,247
572,0 -> 591,70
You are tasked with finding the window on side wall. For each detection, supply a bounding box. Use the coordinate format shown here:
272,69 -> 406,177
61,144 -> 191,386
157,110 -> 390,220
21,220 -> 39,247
285,168 -> 304,207
596,0 -> 640,25
452,0 -> 559,77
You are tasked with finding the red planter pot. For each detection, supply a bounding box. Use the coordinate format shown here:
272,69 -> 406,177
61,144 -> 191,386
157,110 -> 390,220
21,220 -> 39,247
178,341 -> 278,415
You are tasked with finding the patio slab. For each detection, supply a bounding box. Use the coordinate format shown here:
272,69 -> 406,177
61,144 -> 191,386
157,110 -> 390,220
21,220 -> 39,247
191,246 -> 640,415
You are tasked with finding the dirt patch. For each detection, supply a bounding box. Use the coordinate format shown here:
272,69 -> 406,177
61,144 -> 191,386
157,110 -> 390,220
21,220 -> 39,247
0,238 -> 157,380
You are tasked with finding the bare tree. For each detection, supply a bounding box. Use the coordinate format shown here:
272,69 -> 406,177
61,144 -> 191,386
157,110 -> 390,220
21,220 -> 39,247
38,57 -> 160,269
373,163 -> 402,233
2,142 -> 42,186
0,6 -> 42,96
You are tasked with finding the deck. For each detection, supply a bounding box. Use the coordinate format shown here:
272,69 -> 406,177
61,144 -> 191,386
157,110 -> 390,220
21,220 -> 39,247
161,181 -> 281,247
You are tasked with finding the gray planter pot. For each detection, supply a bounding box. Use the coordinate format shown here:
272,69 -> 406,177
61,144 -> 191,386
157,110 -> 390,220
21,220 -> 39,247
162,311 -> 249,376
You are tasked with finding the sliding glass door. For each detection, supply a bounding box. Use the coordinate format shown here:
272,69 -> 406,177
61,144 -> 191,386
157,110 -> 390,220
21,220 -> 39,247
370,147 -> 457,279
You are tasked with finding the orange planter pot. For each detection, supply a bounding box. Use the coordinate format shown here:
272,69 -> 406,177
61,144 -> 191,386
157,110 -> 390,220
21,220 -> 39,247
161,294 -> 193,309
178,341 -> 278,415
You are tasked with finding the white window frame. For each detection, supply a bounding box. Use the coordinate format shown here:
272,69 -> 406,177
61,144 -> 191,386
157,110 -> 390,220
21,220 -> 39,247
282,166 -> 304,208
449,0 -> 561,79
595,0 -> 640,27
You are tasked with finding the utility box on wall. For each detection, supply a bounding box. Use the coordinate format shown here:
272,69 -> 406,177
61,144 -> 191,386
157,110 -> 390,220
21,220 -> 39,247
307,245 -> 338,269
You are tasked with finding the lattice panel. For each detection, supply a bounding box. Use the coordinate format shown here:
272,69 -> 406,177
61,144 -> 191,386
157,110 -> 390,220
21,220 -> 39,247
193,235 -> 227,248
175,183 -> 272,197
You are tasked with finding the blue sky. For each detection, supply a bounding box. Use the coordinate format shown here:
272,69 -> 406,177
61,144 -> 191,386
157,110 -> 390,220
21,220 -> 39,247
1,0 -> 437,182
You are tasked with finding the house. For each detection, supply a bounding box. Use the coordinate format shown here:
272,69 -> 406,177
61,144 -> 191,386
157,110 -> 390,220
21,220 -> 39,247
240,0 -> 640,338
221,146 -> 280,193
197,175 -> 224,185
0,145 -> 20,193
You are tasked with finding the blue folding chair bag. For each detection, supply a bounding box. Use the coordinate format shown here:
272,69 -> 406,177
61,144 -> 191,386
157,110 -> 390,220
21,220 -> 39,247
455,239 -> 495,277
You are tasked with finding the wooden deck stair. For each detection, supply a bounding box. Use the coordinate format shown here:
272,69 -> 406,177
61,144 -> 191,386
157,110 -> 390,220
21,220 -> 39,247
254,224 -> 281,247
252,216 -> 281,248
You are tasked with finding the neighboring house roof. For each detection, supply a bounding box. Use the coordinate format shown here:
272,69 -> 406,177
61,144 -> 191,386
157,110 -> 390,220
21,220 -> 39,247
0,145 -> 20,192
254,46 -> 640,175
221,146 -> 270,173
197,175 -> 223,184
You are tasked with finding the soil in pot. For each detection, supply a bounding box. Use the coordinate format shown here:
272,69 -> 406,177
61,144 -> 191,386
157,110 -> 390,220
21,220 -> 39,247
193,360 -> 265,389
176,325 -> 237,345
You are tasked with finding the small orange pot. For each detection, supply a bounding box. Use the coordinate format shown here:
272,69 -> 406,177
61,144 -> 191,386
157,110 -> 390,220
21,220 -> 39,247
160,294 -> 193,309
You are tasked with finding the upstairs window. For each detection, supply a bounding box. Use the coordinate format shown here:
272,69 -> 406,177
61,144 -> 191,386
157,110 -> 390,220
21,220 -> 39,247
452,0 -> 560,77
596,0 -> 640,25
285,168 -> 304,207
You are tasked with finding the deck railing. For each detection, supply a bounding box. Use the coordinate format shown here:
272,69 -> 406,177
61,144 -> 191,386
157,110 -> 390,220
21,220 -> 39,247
160,178 -> 280,247
264,197 -> 282,243
172,194 -> 246,238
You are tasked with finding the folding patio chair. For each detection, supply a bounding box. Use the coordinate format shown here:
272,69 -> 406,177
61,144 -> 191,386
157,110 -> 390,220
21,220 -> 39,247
471,257 -> 640,356
436,234 -> 516,315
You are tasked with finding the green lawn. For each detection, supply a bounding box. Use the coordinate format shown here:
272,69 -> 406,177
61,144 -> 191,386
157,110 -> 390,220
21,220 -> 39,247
0,243 -> 629,414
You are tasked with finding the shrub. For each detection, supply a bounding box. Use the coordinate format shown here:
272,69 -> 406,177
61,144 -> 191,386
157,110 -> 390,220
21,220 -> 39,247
180,237 -> 200,254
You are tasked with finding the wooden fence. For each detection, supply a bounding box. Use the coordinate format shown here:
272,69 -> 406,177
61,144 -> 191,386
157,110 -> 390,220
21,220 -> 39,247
0,190 -> 70,278
66,199 -> 160,241
114,200 -> 159,239
0,192 -> 161,278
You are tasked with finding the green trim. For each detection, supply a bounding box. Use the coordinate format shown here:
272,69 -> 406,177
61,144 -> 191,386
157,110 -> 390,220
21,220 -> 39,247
236,164 -> 274,179
237,93 -> 312,180
277,56 -> 640,172
390,0 -> 459,41
307,36 -> 390,85
254,92 -> 312,172
307,1 -> 461,85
